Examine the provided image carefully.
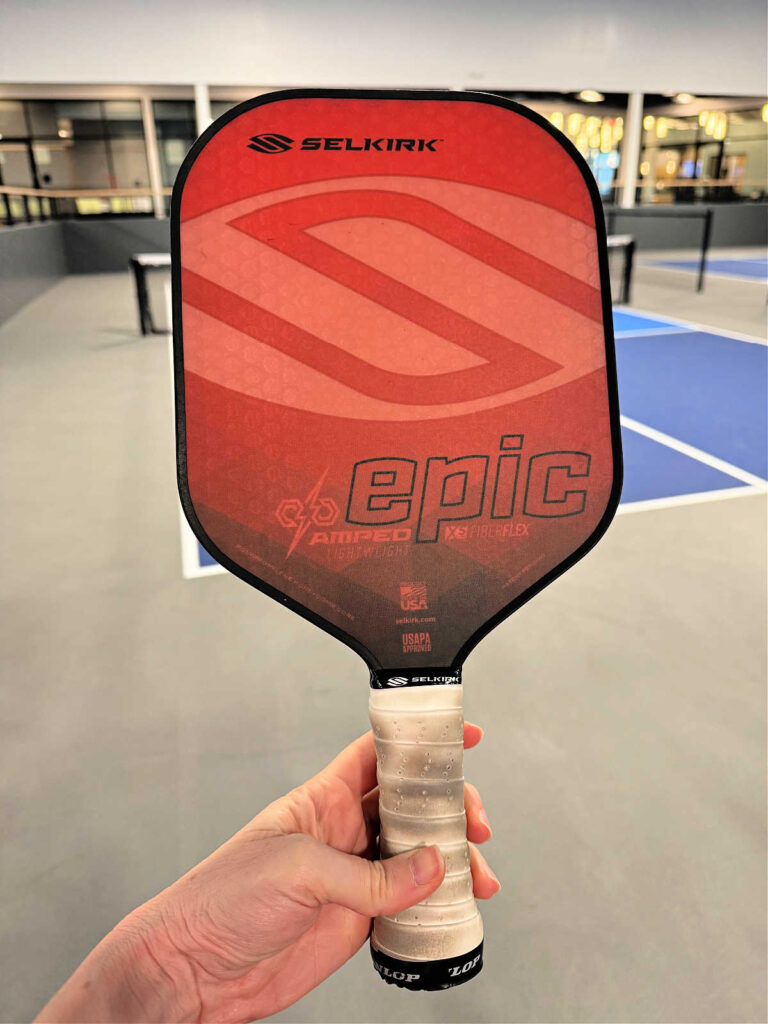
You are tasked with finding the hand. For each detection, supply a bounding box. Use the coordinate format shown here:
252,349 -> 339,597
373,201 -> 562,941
36,726 -> 498,1024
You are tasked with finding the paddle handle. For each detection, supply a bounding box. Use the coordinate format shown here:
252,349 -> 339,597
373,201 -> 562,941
368,684 -> 484,990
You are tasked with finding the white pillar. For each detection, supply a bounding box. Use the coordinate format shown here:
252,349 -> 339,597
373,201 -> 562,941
140,95 -> 165,219
194,83 -> 213,139
619,91 -> 644,209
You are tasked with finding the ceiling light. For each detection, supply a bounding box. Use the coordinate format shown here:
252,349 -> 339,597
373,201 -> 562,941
673,93 -> 695,104
578,90 -> 604,103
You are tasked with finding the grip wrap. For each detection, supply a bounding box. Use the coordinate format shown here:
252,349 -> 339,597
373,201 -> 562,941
368,684 -> 483,989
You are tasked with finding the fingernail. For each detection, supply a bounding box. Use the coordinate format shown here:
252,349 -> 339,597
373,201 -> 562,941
479,808 -> 492,837
409,846 -> 442,885
488,867 -> 501,892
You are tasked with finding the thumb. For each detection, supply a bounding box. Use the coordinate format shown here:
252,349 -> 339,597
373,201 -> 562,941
308,843 -> 445,918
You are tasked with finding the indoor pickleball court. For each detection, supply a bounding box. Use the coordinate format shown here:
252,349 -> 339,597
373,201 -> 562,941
1,6 -> 766,1024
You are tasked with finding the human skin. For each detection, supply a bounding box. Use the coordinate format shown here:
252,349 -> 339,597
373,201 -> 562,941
36,724 -> 498,1023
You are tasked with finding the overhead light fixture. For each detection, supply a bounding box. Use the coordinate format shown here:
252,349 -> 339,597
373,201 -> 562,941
549,111 -> 564,131
656,118 -> 668,139
698,110 -> 709,126
578,90 -> 604,103
763,103 -> 768,122
673,93 -> 695,104
643,115 -> 655,130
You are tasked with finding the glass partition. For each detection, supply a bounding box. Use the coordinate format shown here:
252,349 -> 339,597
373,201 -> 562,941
639,98 -> 767,204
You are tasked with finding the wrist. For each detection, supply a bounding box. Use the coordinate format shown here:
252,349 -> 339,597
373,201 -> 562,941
35,903 -> 200,1024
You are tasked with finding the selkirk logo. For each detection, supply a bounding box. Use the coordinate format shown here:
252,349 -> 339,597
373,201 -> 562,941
247,133 -> 294,153
248,134 -> 441,153
275,470 -> 339,557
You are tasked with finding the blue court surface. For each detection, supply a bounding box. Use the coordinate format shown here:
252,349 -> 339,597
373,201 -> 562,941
184,310 -> 767,576
651,256 -> 768,282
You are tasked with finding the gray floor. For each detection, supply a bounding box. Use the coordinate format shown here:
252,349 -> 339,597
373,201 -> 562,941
632,246 -> 768,338
1,263 -> 766,1024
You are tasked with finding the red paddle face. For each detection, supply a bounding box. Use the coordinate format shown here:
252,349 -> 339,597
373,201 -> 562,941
173,90 -> 621,675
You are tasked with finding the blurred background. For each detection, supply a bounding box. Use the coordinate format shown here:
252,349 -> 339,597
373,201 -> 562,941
1,2 -> 766,1022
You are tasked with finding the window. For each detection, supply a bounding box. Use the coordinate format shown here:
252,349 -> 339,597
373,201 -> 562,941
0,99 -> 154,221
153,101 -> 196,188
492,91 -> 627,201
639,98 -> 767,204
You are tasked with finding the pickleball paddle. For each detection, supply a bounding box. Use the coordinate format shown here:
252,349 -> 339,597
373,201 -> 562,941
172,89 -> 622,991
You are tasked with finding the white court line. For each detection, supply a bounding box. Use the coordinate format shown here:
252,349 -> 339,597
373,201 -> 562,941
614,326 -> 688,339
167,266 -> 764,577
620,415 -> 768,489
179,508 -> 227,579
177,444 -> 765,581
613,305 -> 767,345
180,507 -> 225,581
617,485 -> 764,515
641,261 -> 768,286
164,280 -> 228,580
183,484 -> 765,574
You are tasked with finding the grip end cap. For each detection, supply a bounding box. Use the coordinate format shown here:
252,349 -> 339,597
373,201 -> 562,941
370,939 -> 483,991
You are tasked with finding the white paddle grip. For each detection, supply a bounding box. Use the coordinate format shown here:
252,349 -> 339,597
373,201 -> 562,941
369,685 -> 483,966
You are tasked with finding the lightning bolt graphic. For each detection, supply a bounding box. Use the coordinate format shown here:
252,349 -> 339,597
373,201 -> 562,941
285,469 -> 329,558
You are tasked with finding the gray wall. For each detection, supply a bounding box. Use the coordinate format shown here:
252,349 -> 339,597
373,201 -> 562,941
606,203 -> 768,250
0,219 -> 171,326
0,221 -> 67,324
712,203 -> 768,247
62,218 -> 170,273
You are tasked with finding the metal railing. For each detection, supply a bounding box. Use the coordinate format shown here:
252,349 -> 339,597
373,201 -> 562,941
0,185 -> 172,226
603,205 -> 713,291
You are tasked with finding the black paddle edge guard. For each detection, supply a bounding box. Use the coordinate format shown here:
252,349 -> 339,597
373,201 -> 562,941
370,939 -> 483,991
172,88 -> 624,676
